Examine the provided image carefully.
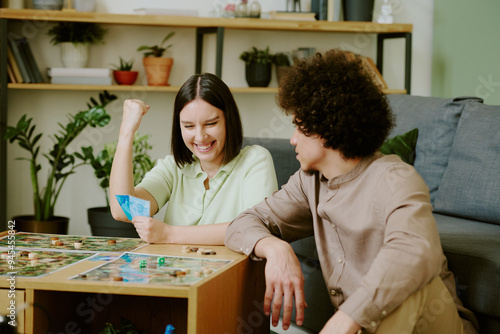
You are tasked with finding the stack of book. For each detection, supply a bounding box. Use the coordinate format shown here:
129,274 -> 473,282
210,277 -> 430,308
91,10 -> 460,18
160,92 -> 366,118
47,67 -> 112,85
6,37 -> 44,84
268,11 -> 317,21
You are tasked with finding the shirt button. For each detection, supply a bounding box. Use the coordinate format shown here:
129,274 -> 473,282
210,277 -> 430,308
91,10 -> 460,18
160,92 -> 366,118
371,321 -> 377,327
381,310 -> 387,316
330,222 -> 336,228
337,258 -> 343,263
330,289 -> 338,296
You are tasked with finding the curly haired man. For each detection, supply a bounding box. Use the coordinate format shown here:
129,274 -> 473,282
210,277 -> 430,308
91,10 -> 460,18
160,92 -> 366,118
225,49 -> 478,334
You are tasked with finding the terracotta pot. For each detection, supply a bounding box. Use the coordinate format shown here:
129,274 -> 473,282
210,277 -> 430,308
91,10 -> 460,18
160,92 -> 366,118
113,70 -> 139,85
142,57 -> 173,86
87,207 -> 139,238
12,215 -> 69,234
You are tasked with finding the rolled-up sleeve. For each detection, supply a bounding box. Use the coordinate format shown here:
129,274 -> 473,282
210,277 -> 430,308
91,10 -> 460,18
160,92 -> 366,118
225,170 -> 315,255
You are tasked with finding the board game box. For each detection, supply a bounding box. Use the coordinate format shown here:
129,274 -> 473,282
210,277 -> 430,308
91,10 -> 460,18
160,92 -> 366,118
70,252 -> 232,286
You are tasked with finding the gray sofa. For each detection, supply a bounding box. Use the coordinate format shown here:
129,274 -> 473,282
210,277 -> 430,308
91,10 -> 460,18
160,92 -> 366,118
243,94 -> 500,333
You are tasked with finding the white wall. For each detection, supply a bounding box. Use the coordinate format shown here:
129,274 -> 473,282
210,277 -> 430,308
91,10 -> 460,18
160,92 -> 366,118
6,0 -> 433,235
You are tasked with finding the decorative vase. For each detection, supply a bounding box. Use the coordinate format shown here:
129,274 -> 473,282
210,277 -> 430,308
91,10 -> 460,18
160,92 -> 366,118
12,215 -> 69,234
88,207 -> 139,238
60,42 -> 89,68
7,0 -> 24,9
113,71 -> 139,85
32,0 -> 64,10
245,62 -> 272,87
276,66 -> 290,87
73,0 -> 96,12
143,57 -> 173,86
342,0 -> 375,22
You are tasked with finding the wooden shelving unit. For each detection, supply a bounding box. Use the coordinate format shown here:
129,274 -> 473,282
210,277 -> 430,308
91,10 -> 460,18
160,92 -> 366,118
0,8 -> 413,229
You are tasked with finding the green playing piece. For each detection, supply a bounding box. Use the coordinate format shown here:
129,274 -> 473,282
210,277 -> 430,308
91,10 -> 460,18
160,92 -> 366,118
139,259 -> 147,268
158,257 -> 165,266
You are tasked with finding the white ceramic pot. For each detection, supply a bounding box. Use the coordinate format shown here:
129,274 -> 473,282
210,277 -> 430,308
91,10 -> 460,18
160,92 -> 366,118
73,0 -> 96,12
60,42 -> 89,68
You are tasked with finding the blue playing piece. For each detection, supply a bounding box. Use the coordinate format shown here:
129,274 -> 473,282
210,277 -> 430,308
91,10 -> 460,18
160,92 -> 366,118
115,195 -> 150,220
164,324 -> 175,334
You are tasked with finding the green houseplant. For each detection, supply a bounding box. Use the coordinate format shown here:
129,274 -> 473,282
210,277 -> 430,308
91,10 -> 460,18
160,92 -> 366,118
47,22 -> 108,68
137,32 -> 175,86
4,91 -> 117,233
239,46 -> 275,87
111,57 -> 139,85
79,133 -> 155,237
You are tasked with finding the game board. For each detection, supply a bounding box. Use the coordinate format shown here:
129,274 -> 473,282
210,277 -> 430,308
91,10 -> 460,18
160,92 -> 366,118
70,252 -> 232,286
0,232 -> 147,253
0,249 -> 95,277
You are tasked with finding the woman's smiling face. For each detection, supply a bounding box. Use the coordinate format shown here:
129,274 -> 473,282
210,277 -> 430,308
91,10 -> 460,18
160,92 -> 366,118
179,98 -> 226,174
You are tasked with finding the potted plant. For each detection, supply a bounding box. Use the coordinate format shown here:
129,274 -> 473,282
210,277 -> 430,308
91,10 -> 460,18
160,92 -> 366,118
239,46 -> 275,87
273,52 -> 291,87
79,133 -> 155,237
47,21 -> 107,68
137,32 -> 175,86
4,91 -> 117,234
111,57 -> 139,85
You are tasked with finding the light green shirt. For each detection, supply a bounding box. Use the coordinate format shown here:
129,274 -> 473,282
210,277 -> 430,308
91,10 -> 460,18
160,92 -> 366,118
137,145 -> 278,226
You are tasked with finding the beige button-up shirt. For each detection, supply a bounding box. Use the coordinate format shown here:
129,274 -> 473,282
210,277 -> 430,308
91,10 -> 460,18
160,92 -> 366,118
226,153 -> 474,332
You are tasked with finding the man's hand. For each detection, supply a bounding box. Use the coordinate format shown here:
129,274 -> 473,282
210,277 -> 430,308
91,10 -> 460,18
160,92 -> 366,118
320,309 -> 362,334
254,236 -> 307,330
131,216 -> 170,243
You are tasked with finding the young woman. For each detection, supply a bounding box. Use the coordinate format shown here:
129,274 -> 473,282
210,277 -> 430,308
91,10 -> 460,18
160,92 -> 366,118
110,73 -> 278,244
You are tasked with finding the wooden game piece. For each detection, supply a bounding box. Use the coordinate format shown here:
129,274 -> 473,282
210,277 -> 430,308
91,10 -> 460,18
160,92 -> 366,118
74,240 -> 83,249
196,247 -> 205,254
193,271 -> 202,277
55,240 -> 64,246
203,268 -> 213,275
112,276 -> 123,281
28,252 -> 37,259
182,245 -> 190,250
201,249 -> 216,255
20,251 -> 29,257
189,247 -> 199,253
79,274 -> 87,279
50,236 -> 59,245
108,239 -> 116,245
181,268 -> 190,274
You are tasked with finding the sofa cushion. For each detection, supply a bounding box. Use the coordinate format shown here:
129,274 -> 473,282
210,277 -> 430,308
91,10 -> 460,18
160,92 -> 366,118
434,213 -> 500,318
434,101 -> 500,225
380,128 -> 419,165
243,137 -> 300,188
387,95 -> 466,205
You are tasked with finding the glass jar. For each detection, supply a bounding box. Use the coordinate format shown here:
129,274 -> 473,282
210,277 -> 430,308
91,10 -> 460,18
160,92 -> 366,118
249,1 -> 261,18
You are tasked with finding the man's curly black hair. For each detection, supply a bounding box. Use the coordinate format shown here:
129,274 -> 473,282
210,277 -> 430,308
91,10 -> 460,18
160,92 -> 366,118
278,48 -> 395,159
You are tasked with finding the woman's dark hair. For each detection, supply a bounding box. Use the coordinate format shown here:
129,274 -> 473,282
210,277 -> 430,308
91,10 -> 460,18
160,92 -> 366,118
278,48 -> 395,159
171,73 -> 243,168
